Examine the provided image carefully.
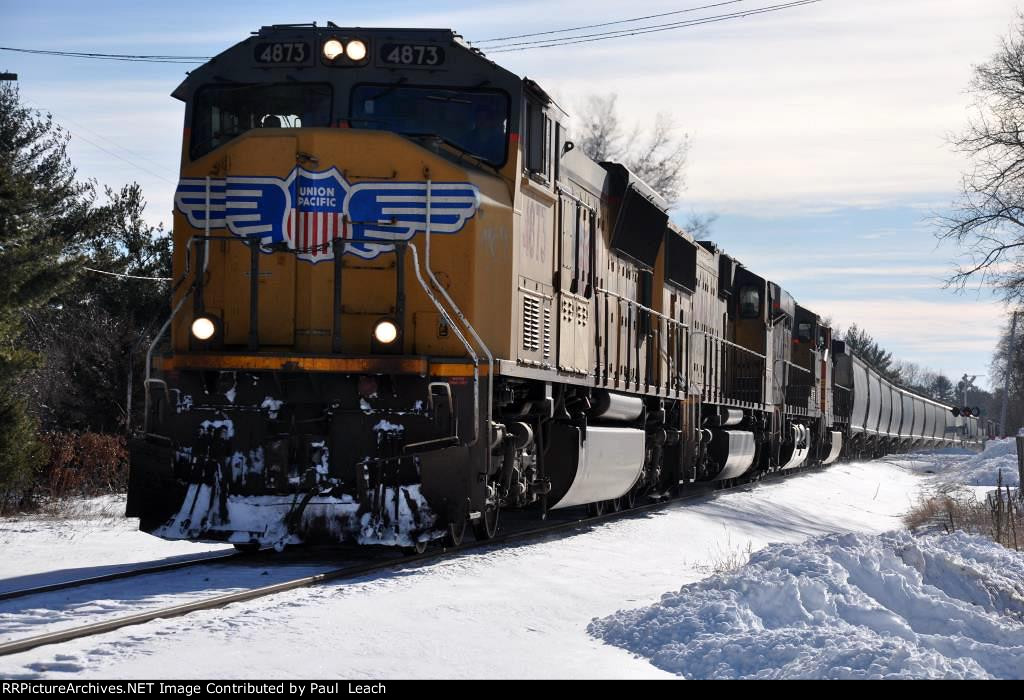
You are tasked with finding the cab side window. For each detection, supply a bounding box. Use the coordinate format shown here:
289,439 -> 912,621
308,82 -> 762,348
739,286 -> 760,319
525,98 -> 551,181
571,203 -> 594,296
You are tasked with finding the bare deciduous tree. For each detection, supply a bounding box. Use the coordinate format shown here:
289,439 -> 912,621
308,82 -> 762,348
574,94 -> 691,206
576,94 -> 622,163
681,212 -> 718,240
937,14 -> 1024,302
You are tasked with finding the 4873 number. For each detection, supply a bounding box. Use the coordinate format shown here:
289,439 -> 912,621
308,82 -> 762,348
254,42 -> 309,64
380,44 -> 445,66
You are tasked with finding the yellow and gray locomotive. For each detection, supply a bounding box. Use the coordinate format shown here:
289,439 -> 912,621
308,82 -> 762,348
127,24 -> 985,551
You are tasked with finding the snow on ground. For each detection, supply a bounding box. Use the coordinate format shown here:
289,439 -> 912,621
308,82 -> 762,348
890,438 -> 1021,488
0,495 -> 230,593
0,497 -> 364,648
0,459 -> 925,679
590,530 -> 1024,679
588,440 -> 1024,680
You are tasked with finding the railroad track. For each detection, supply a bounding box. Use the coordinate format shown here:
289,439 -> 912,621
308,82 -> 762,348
0,551 -> 243,603
0,464 -> 818,659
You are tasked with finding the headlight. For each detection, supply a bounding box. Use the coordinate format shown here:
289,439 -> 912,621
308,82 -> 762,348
345,40 -> 367,61
373,319 -> 398,344
191,316 -> 216,341
323,39 -> 344,60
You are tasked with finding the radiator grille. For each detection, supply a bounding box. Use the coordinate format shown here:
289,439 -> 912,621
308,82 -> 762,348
523,295 -> 540,352
543,306 -> 551,359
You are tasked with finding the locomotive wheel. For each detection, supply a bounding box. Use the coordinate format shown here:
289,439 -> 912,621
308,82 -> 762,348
586,500 -> 605,517
473,504 -> 500,540
402,539 -> 429,556
233,542 -> 262,553
446,517 -> 467,547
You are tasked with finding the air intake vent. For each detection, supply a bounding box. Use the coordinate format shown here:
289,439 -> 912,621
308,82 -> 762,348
523,296 -> 540,352
543,306 -> 552,359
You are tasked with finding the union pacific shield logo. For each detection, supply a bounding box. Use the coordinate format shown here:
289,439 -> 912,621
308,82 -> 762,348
175,167 -> 480,262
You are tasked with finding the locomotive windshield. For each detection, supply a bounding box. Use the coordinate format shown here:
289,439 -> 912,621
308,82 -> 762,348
190,83 -> 333,159
349,85 -> 509,166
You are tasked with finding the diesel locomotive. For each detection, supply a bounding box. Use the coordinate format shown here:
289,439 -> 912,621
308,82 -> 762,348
126,24 -> 986,551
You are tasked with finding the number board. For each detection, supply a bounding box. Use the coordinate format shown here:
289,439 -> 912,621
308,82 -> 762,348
254,42 -> 312,65
380,44 -> 445,67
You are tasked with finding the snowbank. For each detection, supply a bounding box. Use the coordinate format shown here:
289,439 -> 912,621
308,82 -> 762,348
896,438 -> 1020,487
954,439 -> 1021,487
589,530 -> 1024,679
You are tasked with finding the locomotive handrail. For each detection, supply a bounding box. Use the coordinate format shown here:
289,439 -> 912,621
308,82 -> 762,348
783,359 -> 816,409
784,360 -> 813,377
142,288 -> 193,432
141,190 -> 219,432
595,286 -> 690,393
555,185 -> 597,213
689,330 -> 767,405
407,242 -> 481,447
688,330 -> 767,359
594,287 -> 690,329
422,178 -> 495,451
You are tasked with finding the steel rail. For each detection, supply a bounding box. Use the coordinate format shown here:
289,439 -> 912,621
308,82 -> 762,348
0,552 -> 242,603
0,463 -> 822,659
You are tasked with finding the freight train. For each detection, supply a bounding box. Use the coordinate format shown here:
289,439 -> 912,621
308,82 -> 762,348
126,24 -> 986,552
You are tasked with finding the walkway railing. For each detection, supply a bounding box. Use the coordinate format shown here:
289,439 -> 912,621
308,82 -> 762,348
784,361 -> 816,409
692,332 -> 765,405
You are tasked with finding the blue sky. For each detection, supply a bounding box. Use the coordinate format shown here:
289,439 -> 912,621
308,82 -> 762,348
2,0 -> 1018,387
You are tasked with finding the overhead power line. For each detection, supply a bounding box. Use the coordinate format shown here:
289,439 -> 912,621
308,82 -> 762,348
484,0 -> 824,52
66,129 -> 178,185
0,46 -> 208,64
22,100 -> 178,185
28,102 -> 178,185
3,1 -> 825,66
472,0 -> 749,44
84,266 -> 171,282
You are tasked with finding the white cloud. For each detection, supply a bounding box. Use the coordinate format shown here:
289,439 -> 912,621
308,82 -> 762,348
7,0 -> 1018,219
493,0 -> 1019,207
808,298 -> 1007,384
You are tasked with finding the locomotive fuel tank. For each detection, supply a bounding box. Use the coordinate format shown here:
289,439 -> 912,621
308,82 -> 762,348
545,424 -> 646,510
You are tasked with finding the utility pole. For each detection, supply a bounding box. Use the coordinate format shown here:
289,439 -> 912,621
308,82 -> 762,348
960,373 -> 978,408
999,310 -> 1020,437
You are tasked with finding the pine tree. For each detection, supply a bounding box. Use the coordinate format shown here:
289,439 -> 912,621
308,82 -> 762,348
23,183 -> 171,433
0,83 -> 95,502
843,323 -> 899,383
928,374 -> 957,404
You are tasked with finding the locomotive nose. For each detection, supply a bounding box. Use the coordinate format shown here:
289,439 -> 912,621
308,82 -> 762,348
138,124 -> 508,549
173,128 -> 489,357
